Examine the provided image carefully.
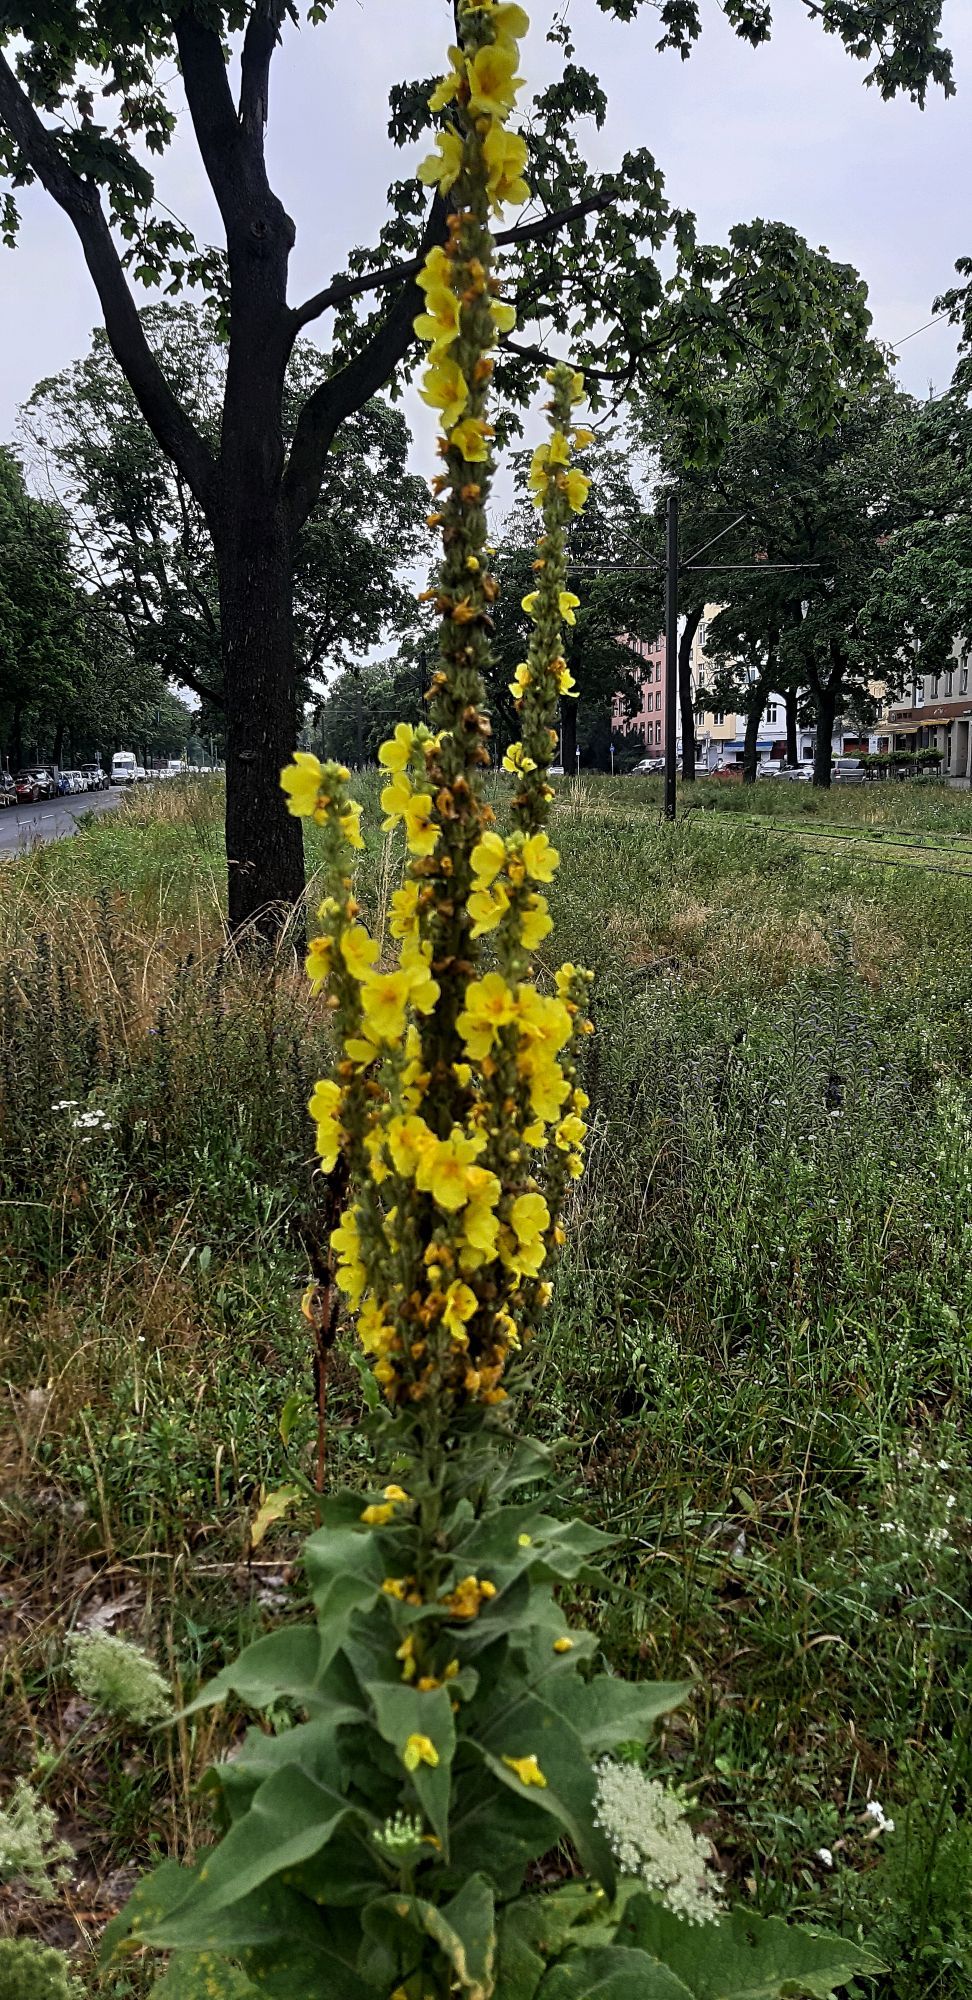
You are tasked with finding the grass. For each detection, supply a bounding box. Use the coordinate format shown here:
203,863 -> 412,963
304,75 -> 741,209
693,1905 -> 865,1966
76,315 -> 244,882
2,773 -> 971,1995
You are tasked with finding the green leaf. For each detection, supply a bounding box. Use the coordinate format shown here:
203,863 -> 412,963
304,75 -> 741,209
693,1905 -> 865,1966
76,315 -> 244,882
303,1522 -> 385,1672
173,1766 -> 366,1920
619,1902 -> 884,1998
111,1869 -> 320,1955
250,1484 -> 304,1548
360,1875 -> 496,1999
181,1626 -> 324,1717
150,1955 -> 259,1998
364,1680 -> 456,1847
544,1676 -> 692,1752
476,1695 -> 616,1891
538,1945 -> 693,1999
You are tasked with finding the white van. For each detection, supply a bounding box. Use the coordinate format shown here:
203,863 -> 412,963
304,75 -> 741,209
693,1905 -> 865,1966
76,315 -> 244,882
111,751 -> 137,786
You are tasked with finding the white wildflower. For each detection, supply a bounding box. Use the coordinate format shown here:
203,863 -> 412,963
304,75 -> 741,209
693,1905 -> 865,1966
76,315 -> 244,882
593,1760 -> 722,1925
816,1846 -> 834,1868
865,1799 -> 894,1833
67,1631 -> 172,1725
0,1778 -> 74,1899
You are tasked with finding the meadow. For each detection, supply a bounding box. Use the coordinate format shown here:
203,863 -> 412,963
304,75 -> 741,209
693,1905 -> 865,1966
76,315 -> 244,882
1,773 -> 971,1996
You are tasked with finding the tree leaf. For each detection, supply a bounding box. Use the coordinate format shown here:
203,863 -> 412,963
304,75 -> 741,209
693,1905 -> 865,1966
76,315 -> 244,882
619,1902 -> 884,1998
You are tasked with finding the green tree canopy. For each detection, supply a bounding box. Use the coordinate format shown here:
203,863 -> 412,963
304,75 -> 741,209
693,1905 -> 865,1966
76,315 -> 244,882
0,0 -> 953,926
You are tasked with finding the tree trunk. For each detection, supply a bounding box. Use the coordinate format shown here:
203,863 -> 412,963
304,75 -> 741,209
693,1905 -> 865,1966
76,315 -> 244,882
560,698 -> 578,776
52,718 -> 65,770
679,605 -> 702,781
217,499 -> 304,940
812,681 -> 837,788
742,697 -> 764,783
785,688 -> 799,767
11,705 -> 23,770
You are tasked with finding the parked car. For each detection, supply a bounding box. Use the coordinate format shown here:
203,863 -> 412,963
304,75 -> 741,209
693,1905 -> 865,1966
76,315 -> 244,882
632,756 -> 666,775
134,764 -> 147,783
111,751 -> 138,785
0,773 -> 16,808
29,768 -> 58,798
833,756 -> 866,785
14,770 -> 41,802
80,764 -> 107,790
771,764 -> 813,782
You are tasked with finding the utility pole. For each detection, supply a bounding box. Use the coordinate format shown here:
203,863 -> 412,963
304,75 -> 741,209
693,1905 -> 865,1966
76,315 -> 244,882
355,676 -> 364,769
664,493 -> 679,823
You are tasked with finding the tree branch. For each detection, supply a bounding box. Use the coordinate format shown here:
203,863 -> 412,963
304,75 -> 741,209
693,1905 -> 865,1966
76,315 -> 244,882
282,201 -> 445,538
290,186 -> 619,332
0,53 -> 217,518
239,0 -> 287,143
173,13 -> 252,230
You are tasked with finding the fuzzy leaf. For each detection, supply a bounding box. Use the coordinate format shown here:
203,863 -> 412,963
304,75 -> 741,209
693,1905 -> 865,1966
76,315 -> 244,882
250,1484 -> 304,1548
150,1956 -> 259,1998
619,1903 -> 884,1998
538,1945 -> 693,1998
477,1694 -> 616,1890
180,1626 -> 324,1716
364,1679 -> 456,1847
544,1675 -> 692,1751
360,1875 -> 496,1999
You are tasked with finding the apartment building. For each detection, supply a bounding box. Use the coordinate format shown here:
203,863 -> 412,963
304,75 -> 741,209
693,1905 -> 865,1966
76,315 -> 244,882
884,642 -> 972,784
612,633 -> 667,751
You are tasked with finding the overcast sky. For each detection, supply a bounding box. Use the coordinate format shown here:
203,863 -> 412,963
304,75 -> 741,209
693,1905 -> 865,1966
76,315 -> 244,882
2,0 -> 971,460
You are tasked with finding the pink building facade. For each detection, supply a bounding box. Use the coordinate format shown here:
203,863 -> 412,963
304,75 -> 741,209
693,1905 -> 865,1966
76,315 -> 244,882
612,634 -> 666,750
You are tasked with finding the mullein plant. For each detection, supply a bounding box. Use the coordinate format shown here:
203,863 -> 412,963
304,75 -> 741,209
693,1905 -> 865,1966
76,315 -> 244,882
106,6 -> 879,1996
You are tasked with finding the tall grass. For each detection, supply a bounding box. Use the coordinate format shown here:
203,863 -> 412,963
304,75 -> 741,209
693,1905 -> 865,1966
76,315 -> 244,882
2,776 -> 971,1993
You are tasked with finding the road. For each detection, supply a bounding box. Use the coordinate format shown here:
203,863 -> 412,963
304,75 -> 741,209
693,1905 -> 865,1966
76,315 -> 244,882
0,786 -> 123,855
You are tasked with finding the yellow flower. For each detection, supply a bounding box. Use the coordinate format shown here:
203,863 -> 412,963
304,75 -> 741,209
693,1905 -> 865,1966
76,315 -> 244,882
482,123 -> 530,211
360,969 -> 413,1044
443,1574 -> 496,1619
573,426 -> 596,448
547,429 -> 571,466
555,1112 -> 587,1149
553,658 -> 577,697
416,1126 -> 485,1212
400,937 -> 440,1015
357,1298 -> 396,1356
502,1754 -> 547,1788
562,467 -> 590,513
518,987 -> 573,1053
305,934 -> 332,990
382,1576 -> 408,1599
280,750 -> 323,818
470,830 -> 507,886
522,831 -> 559,883
553,1637 -> 574,1654
339,802 -> 365,849
416,244 -> 454,293
559,590 -> 581,625
521,590 -> 540,620
428,48 -> 464,112
340,923 -> 379,979
414,284 -> 462,354
403,792 -> 439,857
308,1077 -> 343,1173
449,416 -> 492,463
387,1113 -> 436,1178
378,722 -> 416,773
381,769 -> 413,831
502,742 -> 537,775
396,1633 -> 417,1682
420,354 -> 469,429
466,40 -> 523,120
457,972 -> 519,1060
519,894 -> 552,951
389,880 -> 421,938
402,1733 -> 440,1771
528,446 -> 550,502
509,662 -> 532,699
384,1484 -> 410,1503
417,127 -> 464,195
461,1193 -> 501,1264
442,1279 -> 479,1342
519,1049 -> 570,1124
360,1502 -> 396,1526
468,882 -> 510,937
490,298 -> 517,335
511,1191 -> 550,1244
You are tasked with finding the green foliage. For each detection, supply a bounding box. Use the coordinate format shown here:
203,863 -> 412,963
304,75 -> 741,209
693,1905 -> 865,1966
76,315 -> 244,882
67,1631 -> 172,1724
0,1777 -> 73,1899
0,1940 -> 85,2000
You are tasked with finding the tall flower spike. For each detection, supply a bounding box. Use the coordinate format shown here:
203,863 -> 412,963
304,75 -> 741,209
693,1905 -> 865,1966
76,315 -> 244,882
280,0 -> 592,1447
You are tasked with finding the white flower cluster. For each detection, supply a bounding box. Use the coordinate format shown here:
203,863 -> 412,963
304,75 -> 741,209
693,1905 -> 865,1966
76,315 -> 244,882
0,1777 -> 74,1899
593,1760 -> 723,1925
67,1631 -> 172,1725
865,1798 -> 895,1834
372,1809 -> 427,1862
53,1100 -> 113,1139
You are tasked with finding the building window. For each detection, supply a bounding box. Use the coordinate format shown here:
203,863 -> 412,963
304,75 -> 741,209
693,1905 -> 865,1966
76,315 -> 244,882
946,671 -> 954,695
931,674 -> 940,698
962,665 -> 969,695
766,704 -> 778,724
713,711 -> 724,726
655,720 -> 662,745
